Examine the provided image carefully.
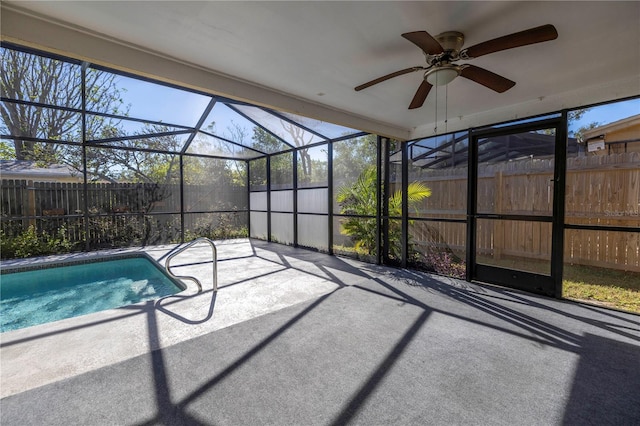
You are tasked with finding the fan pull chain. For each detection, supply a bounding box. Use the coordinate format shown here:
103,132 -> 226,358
433,74 -> 438,134
445,83 -> 448,135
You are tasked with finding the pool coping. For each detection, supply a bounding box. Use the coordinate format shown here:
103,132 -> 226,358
2,251 -> 180,284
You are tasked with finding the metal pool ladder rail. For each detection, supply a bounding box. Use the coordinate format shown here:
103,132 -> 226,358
165,237 -> 217,293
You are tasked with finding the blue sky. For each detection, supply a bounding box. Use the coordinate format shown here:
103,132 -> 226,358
569,98 -> 640,133
115,73 -> 638,140
116,74 -> 211,127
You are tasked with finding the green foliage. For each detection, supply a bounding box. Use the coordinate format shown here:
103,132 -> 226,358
184,213 -> 248,241
84,124 -> 183,184
331,135 -> 379,255
567,108 -> 601,141
336,166 -> 378,254
336,165 -> 431,259
0,225 -> 75,259
250,126 -> 329,188
297,146 -> 328,186
568,108 -> 588,123
249,157 -> 268,189
87,215 -> 181,249
87,216 -> 143,248
252,127 -> 289,153
332,134 -> 377,183
248,127 -> 292,188
573,121 -> 601,142
0,141 -> 16,160
270,152 -> 294,188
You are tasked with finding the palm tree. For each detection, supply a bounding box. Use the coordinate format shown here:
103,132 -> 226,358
336,166 -> 431,258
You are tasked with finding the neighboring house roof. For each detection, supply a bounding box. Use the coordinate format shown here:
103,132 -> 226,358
0,160 -> 83,182
582,114 -> 640,141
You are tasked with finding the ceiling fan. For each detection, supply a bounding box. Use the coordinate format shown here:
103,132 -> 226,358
354,24 -> 558,109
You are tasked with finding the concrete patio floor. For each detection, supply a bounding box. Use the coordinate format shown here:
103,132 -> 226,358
1,238 -> 639,425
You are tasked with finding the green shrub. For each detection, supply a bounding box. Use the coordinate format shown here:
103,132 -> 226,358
184,212 -> 248,241
336,166 -> 431,259
1,225 -> 75,259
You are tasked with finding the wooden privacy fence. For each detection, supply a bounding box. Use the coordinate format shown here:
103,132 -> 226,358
1,180 -> 247,219
410,152 -> 640,272
1,181 -> 181,220
0,180 -> 246,247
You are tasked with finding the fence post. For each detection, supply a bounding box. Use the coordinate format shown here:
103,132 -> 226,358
27,180 -> 36,228
494,171 -> 503,260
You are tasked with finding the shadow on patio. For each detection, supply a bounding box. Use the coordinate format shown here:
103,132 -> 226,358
2,239 -> 639,425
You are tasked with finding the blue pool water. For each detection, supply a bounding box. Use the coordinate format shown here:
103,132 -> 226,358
0,256 -> 184,332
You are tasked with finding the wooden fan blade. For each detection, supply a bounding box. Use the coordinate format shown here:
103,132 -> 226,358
355,67 -> 423,91
408,80 -> 433,109
462,24 -> 558,59
460,65 -> 515,93
402,31 -> 444,55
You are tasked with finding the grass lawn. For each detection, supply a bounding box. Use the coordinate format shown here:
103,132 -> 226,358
472,255 -> 640,314
563,264 -> 640,314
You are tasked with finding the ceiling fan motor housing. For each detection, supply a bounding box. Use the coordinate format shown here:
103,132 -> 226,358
425,31 -> 465,67
435,31 -> 465,52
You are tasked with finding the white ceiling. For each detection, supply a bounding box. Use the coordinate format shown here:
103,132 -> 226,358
2,1 -> 639,140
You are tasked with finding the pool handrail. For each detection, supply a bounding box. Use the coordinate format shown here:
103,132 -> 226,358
165,237 -> 217,293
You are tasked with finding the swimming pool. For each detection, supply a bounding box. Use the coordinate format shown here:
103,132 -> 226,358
0,254 -> 185,332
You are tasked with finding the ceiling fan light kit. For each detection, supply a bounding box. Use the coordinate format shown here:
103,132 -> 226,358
355,24 -> 558,109
425,65 -> 460,86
